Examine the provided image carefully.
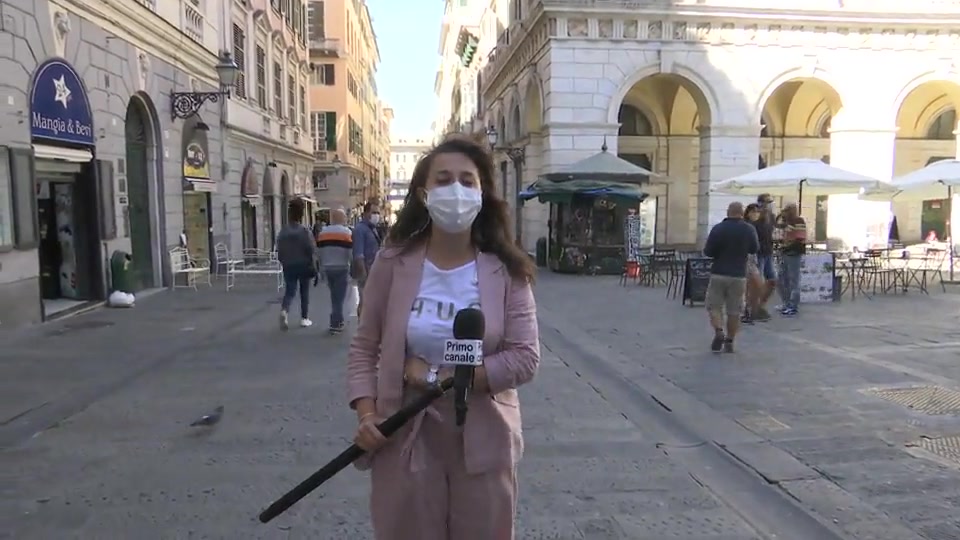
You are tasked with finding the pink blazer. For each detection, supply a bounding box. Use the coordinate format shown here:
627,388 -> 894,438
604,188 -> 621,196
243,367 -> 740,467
347,245 -> 540,474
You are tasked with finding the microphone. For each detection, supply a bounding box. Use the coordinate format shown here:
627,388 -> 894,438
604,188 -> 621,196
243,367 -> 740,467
446,308 -> 485,427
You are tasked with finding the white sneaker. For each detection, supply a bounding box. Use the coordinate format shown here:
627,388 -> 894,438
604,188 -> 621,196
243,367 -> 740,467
300,318 -> 313,328
280,311 -> 289,331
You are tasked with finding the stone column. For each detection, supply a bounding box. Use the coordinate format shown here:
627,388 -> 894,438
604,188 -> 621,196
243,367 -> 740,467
521,133 -> 546,252
697,125 -> 762,245
828,110 -> 897,250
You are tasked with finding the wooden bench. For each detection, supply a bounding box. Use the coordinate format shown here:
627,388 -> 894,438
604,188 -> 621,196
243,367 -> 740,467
169,247 -> 212,290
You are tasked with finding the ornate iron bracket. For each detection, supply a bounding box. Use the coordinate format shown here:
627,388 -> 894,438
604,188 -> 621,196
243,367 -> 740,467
504,146 -> 525,165
170,92 -> 225,121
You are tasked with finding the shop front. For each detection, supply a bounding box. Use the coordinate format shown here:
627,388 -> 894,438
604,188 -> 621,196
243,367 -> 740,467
240,159 -> 259,249
30,58 -> 109,318
262,165 -> 279,250
181,120 -> 214,263
293,174 -> 317,227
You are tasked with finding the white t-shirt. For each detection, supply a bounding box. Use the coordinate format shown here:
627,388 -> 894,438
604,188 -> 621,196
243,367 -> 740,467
406,259 -> 481,366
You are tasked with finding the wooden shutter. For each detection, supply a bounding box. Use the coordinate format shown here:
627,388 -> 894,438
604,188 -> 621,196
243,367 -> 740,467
325,111 -> 337,151
97,159 -> 117,240
9,147 -> 37,249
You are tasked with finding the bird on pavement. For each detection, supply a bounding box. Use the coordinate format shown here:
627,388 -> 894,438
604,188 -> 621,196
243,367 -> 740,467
189,405 -> 224,427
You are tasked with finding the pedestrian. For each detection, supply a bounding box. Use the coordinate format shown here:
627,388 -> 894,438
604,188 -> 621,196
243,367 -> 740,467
276,199 -> 317,330
753,193 -> 778,320
316,208 -> 353,334
351,201 -> 383,317
702,202 -> 759,353
776,202 -> 807,317
741,203 -> 765,324
347,136 -> 540,540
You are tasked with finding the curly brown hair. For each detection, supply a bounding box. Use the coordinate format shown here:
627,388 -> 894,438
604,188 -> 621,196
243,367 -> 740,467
387,137 -> 536,283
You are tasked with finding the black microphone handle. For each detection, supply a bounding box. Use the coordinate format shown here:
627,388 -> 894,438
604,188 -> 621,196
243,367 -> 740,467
453,365 -> 474,427
258,377 -> 454,523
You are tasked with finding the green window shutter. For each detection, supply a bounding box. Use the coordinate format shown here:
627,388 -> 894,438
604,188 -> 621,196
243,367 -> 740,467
325,111 -> 337,151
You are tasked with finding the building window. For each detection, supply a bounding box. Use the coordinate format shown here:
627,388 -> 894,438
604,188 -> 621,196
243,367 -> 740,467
617,105 -> 653,136
347,72 -> 358,98
349,116 -> 363,155
928,109 -> 957,140
299,84 -> 307,129
283,0 -> 293,27
270,0 -> 280,13
308,1 -> 325,39
0,151 -> 13,248
311,112 -> 327,152
292,0 -> 301,39
287,73 -> 296,124
311,63 -> 335,85
255,45 -> 267,109
231,24 -> 247,99
273,60 -> 283,117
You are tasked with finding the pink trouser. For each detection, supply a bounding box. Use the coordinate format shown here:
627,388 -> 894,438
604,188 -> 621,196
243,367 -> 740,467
369,400 -> 517,540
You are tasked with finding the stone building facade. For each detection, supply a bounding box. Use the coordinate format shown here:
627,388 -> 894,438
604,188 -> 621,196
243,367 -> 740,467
0,0 -> 236,327
480,1 -> 960,252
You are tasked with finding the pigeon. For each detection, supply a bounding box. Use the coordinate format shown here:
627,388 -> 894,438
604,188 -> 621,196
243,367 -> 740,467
189,405 -> 224,427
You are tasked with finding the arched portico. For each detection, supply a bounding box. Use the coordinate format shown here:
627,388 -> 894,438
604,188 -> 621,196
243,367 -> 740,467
892,78 -> 960,242
758,76 -> 842,242
612,72 -> 715,245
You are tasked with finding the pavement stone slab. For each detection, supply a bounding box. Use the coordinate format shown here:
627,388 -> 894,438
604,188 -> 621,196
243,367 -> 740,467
534,273 -> 960,540
0,285 -> 762,539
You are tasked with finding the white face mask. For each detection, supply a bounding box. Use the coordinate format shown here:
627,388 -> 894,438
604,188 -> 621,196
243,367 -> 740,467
369,213 -> 381,225
425,183 -> 482,233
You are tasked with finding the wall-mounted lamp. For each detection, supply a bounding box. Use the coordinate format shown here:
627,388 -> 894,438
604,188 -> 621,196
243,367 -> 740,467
486,125 -> 525,164
170,51 -> 239,121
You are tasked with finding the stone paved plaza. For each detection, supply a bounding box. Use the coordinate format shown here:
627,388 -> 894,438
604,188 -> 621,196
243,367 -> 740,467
1,274 -> 957,538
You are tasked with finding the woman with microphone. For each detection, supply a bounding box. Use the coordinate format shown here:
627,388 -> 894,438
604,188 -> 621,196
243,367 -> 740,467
346,135 -> 540,540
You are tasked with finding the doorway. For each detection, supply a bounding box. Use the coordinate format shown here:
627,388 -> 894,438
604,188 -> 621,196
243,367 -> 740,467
124,98 -> 156,290
36,162 -> 100,315
263,196 -> 277,250
241,199 -> 257,249
921,199 -> 949,242
183,192 -> 212,262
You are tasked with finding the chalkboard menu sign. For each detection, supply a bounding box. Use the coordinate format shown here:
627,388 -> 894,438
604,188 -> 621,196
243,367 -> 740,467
682,258 -> 712,306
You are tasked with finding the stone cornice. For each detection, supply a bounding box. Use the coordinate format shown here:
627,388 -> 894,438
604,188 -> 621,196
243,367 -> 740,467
227,126 -> 313,161
481,4 -> 960,104
64,0 -> 220,88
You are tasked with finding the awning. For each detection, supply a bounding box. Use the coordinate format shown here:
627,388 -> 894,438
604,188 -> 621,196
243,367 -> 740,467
33,144 -> 93,162
184,178 -> 217,193
262,166 -> 279,196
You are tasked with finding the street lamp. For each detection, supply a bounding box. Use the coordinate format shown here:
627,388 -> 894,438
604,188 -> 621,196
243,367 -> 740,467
332,154 -> 342,174
486,124 -> 525,163
170,50 -> 240,121
486,125 -> 499,148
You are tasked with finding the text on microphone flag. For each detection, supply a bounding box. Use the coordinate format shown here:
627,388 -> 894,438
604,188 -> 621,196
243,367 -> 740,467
443,339 -> 484,365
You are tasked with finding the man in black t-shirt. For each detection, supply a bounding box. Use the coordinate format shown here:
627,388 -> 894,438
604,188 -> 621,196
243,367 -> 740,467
753,194 -> 778,320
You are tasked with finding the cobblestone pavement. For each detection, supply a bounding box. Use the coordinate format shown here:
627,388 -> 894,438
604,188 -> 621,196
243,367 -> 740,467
535,272 -> 960,540
1,280 -> 777,539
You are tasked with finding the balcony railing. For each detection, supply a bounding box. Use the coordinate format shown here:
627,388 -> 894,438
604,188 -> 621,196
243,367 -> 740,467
309,38 -> 342,57
181,0 -> 204,43
134,0 -> 157,9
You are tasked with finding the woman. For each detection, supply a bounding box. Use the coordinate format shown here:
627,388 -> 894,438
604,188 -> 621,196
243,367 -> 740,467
741,203 -> 764,323
346,136 -> 539,540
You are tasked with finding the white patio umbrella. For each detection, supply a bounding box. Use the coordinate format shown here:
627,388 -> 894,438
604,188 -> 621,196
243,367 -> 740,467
711,159 -> 885,201
859,159 -> 960,280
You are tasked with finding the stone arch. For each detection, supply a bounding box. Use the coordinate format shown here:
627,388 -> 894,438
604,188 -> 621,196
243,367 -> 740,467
521,74 -> 543,134
893,78 -> 960,139
124,91 -> 166,288
759,77 -> 842,138
613,73 -> 712,136
754,68 -> 846,124
510,105 -> 522,140
607,64 -> 719,127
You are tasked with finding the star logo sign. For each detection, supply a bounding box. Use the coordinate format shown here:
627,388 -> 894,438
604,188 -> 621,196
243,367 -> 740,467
53,75 -> 71,109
